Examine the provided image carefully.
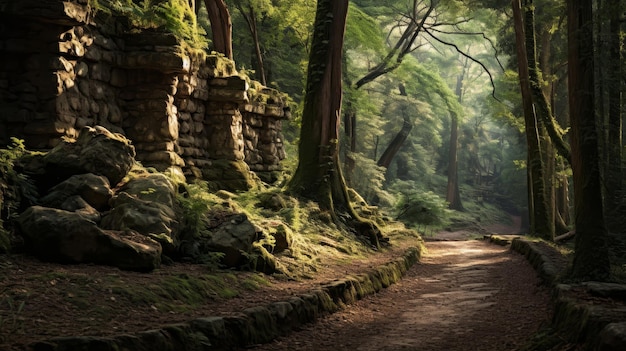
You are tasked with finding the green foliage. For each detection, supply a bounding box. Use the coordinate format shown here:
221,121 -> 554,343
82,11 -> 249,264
393,182 -> 450,226
345,3 -> 385,54
177,181 -> 215,239
348,152 -> 393,205
0,138 -> 38,253
96,0 -> 209,50
229,0 -> 314,99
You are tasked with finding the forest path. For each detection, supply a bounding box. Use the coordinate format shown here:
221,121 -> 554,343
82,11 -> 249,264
251,235 -> 551,351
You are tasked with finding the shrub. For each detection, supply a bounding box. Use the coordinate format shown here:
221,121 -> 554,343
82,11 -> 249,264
395,190 -> 449,226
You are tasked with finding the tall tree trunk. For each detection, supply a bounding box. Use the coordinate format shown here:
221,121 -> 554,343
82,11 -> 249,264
204,0 -> 233,59
286,0 -> 383,246
343,101 -> 357,183
446,74 -> 464,211
604,0 -> 623,234
524,1 -> 571,163
512,0 -> 553,240
236,4 -> 267,85
567,0 -> 611,281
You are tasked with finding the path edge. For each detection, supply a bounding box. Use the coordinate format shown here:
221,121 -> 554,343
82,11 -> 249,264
21,246 -> 422,351
510,237 -> 626,350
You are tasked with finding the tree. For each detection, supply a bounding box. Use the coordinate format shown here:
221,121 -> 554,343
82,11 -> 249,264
602,0 -> 623,234
445,58 -> 468,212
204,0 -> 233,59
286,0 -> 383,246
377,85 -> 412,169
511,0 -> 554,241
567,0 -> 610,280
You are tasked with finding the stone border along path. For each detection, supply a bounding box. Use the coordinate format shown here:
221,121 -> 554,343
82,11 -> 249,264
21,236 -> 626,351
22,248 -> 421,351
251,238 -> 553,351
509,236 -> 626,350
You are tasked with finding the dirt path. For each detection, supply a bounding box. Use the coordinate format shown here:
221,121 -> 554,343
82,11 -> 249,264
251,238 -> 551,351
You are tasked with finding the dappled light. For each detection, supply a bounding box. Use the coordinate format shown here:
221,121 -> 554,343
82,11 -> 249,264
1,0 -> 625,349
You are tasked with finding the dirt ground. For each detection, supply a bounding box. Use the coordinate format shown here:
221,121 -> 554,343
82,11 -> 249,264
0,235 -> 417,348
0,216 -> 553,350
252,238 -> 551,351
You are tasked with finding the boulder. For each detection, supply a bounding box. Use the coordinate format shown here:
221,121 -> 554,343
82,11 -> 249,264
24,126 -> 136,188
39,173 -> 113,211
18,206 -> 161,271
117,173 -> 177,209
100,174 -> 178,256
59,195 -> 101,222
206,213 -> 257,267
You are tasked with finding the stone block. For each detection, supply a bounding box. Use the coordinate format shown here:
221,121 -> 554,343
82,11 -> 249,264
110,68 -> 127,87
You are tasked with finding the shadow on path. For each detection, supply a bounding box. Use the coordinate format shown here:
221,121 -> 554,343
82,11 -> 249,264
253,240 -> 551,351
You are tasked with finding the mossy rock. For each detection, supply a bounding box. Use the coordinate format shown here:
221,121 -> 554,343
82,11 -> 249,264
257,191 -> 288,211
202,160 -> 259,192
204,54 -> 238,77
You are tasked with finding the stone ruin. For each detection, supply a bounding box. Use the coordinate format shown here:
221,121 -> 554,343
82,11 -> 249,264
0,0 -> 291,191
0,0 -> 295,272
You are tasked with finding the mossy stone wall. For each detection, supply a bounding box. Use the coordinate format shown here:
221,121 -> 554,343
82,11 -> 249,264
0,0 -> 290,191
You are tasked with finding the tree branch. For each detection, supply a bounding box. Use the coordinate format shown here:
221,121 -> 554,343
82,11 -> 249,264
424,28 -> 501,102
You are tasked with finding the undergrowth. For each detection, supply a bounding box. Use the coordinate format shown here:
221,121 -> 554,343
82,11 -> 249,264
0,138 -> 38,253
94,0 -> 209,51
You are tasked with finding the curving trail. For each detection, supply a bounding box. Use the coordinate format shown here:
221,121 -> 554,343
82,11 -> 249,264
252,239 -> 552,351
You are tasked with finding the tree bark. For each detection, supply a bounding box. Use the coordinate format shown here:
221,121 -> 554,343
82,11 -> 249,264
604,0 -> 623,233
235,3 -> 267,85
377,108 -> 412,169
286,0 -> 383,246
512,0 -> 553,240
204,0 -> 233,59
446,74 -> 464,211
524,1 -> 571,164
567,0 -> 611,281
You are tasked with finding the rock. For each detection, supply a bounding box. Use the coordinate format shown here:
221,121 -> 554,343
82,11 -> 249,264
18,206 -> 161,271
44,126 -> 134,185
584,282 -> 626,301
252,244 -> 283,275
101,191 -> 178,257
598,322 -> 626,351
60,195 -> 101,222
118,173 -> 177,208
271,222 -> 293,253
181,212 -> 257,267
202,160 -> 259,192
39,173 -> 112,211
257,220 -> 293,254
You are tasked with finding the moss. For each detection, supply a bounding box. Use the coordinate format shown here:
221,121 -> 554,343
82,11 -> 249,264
108,273 -> 240,312
240,273 -> 271,291
202,160 -> 259,192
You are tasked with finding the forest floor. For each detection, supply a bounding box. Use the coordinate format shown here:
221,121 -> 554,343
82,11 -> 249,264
0,216 -> 553,350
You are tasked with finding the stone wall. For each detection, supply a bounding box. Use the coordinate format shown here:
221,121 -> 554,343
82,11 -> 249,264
0,0 -> 290,190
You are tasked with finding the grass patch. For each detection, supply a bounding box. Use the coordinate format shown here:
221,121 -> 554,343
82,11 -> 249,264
108,272 -> 240,312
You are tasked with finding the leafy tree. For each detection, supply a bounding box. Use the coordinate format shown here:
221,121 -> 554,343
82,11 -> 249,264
286,0 -> 384,246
